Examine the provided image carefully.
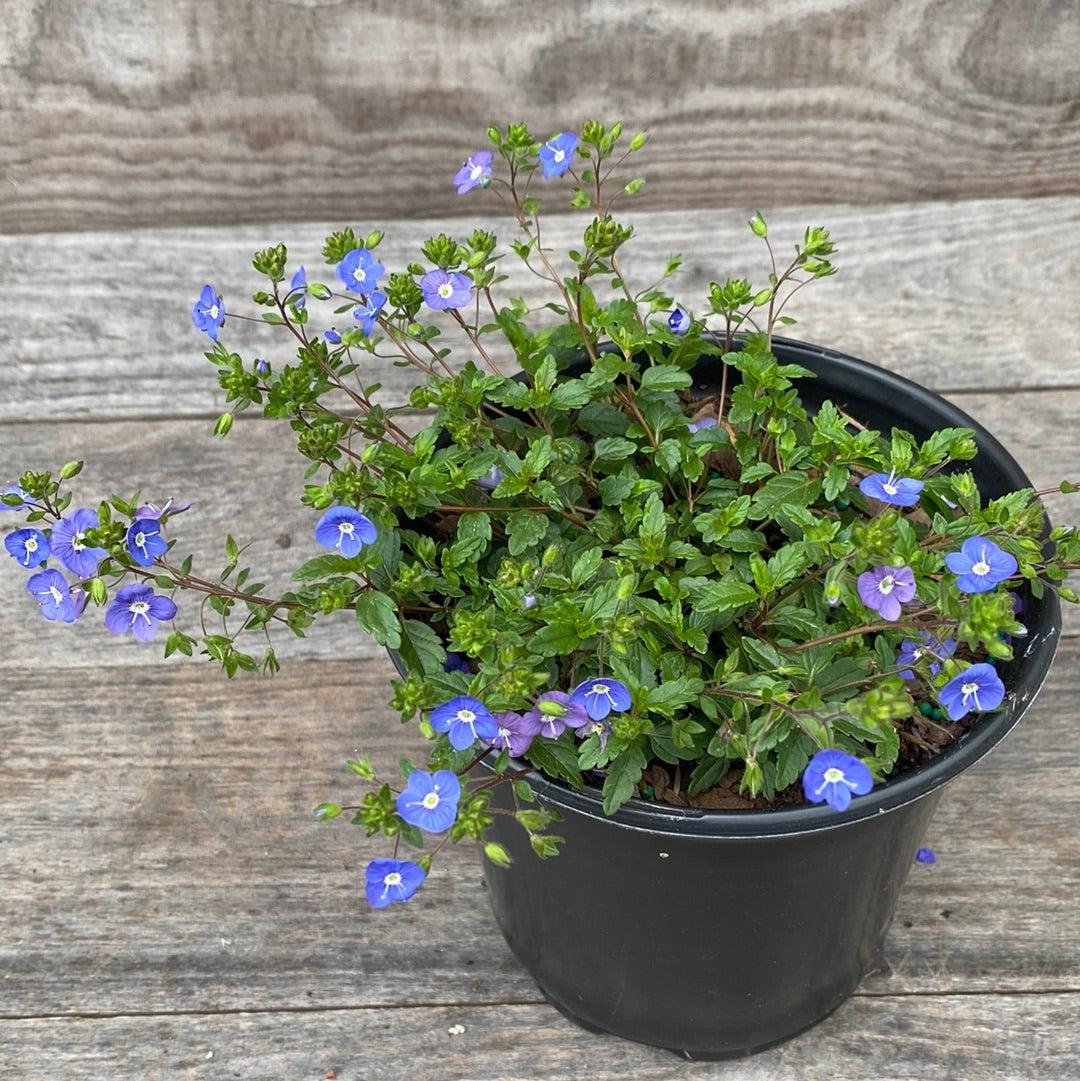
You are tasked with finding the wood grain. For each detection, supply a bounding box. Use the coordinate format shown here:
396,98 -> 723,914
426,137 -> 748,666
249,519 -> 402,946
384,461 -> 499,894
3,199 -> 1080,423
3,0 -> 1080,233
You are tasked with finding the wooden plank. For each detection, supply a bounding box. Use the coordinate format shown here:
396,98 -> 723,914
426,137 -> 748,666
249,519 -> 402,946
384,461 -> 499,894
3,198 -> 1080,422
0,644 -> 1076,1019
4,1 -> 1080,233
0,994 -> 1076,1081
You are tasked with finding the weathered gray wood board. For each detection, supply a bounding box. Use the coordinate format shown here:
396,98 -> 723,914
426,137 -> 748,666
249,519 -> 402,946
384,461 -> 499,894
4,198 -> 1080,422
4,0 -> 1080,233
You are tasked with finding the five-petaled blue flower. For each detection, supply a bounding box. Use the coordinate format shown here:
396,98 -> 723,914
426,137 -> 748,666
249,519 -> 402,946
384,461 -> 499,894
337,248 -> 385,295
324,328 -> 342,344
454,150 -> 493,194
856,564 -> 916,621
353,290 -> 387,335
1,484 -> 31,510
27,569 -> 83,623
523,690 -> 590,739
289,265 -> 307,310
396,769 -> 461,833
105,583 -> 177,642
897,632 -> 956,681
5,528 -> 50,568
314,506 -> 378,558
365,858 -> 426,909
191,285 -> 225,340
859,470 -> 924,507
429,695 -> 498,751
539,132 -> 577,178
915,847 -> 937,864
126,518 -> 168,567
421,269 -> 473,311
938,662 -> 1005,721
802,749 -> 874,812
485,710 -> 542,758
944,536 -> 1017,594
50,507 -> 108,578
569,678 -> 632,721
667,308 -> 691,335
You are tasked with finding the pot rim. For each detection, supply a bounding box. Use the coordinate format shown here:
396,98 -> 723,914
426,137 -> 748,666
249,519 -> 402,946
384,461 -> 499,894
390,335 -> 1063,838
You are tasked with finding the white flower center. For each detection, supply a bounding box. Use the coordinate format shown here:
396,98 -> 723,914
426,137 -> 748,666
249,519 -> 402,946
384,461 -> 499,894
25,536 -> 37,552
339,522 -> 355,538
470,163 -> 482,179
497,726 -> 511,742
73,532 -> 86,552
457,709 -> 476,723
438,282 -> 454,298
961,681 -> 982,709
823,767 -> 845,784
48,585 -> 64,604
592,683 -> 609,695
553,148 -> 565,162
354,269 -> 366,284
882,482 -> 898,496
135,531 -> 146,547
208,304 -> 219,319
878,575 -> 896,595
130,601 -> 150,620
384,871 -> 402,887
421,792 -> 440,810
972,560 -> 990,576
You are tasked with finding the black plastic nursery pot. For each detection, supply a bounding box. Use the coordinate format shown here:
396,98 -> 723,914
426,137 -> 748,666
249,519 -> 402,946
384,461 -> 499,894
392,337 -> 1062,1060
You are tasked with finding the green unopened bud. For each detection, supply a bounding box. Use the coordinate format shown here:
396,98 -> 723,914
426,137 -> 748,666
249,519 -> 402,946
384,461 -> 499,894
213,413 -> 233,438
749,211 -> 768,238
88,577 -> 107,605
365,229 -> 383,249
616,573 -> 637,600
484,841 -> 512,868
629,130 -> 648,152
538,699 -> 567,718
487,126 -> 502,146
542,544 -> 559,567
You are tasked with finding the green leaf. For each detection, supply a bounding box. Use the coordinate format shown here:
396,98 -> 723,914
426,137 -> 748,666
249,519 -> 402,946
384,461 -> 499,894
397,619 -> 446,676
601,741 -> 648,814
748,472 -> 823,519
526,734 -> 583,788
355,590 -> 402,649
696,578 -> 758,614
593,436 -> 639,462
639,365 -> 693,394
506,511 -> 548,556
293,554 -> 356,580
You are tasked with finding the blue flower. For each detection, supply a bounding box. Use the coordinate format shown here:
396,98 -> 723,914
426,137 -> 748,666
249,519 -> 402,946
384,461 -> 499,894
26,569 -> 82,623
134,498 -> 191,522
569,678 -> 632,721
938,662 -> 1005,721
365,858 -> 426,909
289,265 -> 307,310
1,484 -> 30,510
314,506 -> 378,558
254,358 -> 271,376
802,749 -> 874,812
104,582 -> 177,642
856,564 -> 916,621
429,695 -> 498,751
538,132 -> 577,178
897,632 -> 956,681
944,536 -> 1018,594
191,285 -> 225,340
337,248 -> 385,295
353,290 -> 387,335
324,328 -> 342,344
485,710 -> 542,757
859,471 -> 924,507
126,518 -> 168,567
454,150 -> 493,194
667,308 -> 691,335
5,528 -> 49,568
395,769 -> 461,833
687,416 -> 718,434
524,690 -> 590,738
443,651 -> 471,674
421,269 -> 473,311
475,466 -> 505,491
50,507 -> 108,578
915,847 -> 937,864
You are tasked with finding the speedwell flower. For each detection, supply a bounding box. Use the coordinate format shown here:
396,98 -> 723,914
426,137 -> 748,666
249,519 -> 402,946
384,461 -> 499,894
475,466 -> 505,491
352,290 -> 387,335
485,710 -> 542,757
944,536 -> 1017,593
667,307 -> 691,335
857,564 -> 916,621
524,690 -> 589,739
429,695 -> 498,751
134,498 -> 191,521
126,518 -> 168,567
454,150 -> 493,194
915,848 -> 937,864
105,583 -> 177,642
859,470 -> 924,507
5,528 -> 49,568
26,569 -> 83,623
395,770 -> 461,833
538,131 -> 577,178
938,662 -> 1005,721
315,506 -> 378,558
289,265 -> 307,309
897,632 -> 956,681
191,285 -> 225,340
421,269 -> 473,311
337,248 -> 385,295
50,507 -> 108,578
324,328 -> 342,344
443,651 -> 471,674
569,678 -> 632,721
802,749 -> 874,812
1,484 -> 30,510
687,416 -> 718,434
365,858 -> 425,909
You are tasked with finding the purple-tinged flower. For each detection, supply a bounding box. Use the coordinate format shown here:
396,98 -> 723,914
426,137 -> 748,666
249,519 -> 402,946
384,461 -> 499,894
859,470 -> 924,507
421,269 -> 473,311
583,717 -> 612,752
254,358 -> 271,377
50,507 -> 108,578
857,564 -> 916,621
444,651 -> 471,674
569,678 -> 632,721
289,265 -> 307,309
105,583 -> 177,642
523,593 -> 537,610
5,528 -> 49,568
485,710 -> 541,758
126,518 -> 167,567
454,150 -> 493,194
429,695 -> 498,751
324,328 -> 342,344
687,416 -> 718,434
1,484 -> 30,510
524,690 -> 590,739
667,308 -> 691,335
353,290 -> 387,335
395,769 -> 461,833
314,506 -> 378,558
476,466 -> 505,491
938,662 -> 1005,721
915,847 -> 937,864
337,248 -> 385,295
897,632 -> 956,681
365,858 -> 425,909
538,131 -> 577,178
944,536 -> 1018,594
191,285 -> 225,340
26,569 -> 82,623
802,749 -> 874,812
134,498 -> 191,521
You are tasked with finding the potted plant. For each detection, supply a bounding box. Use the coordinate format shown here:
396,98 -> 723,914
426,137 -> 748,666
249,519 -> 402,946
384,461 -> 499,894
3,121 -> 1076,1059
